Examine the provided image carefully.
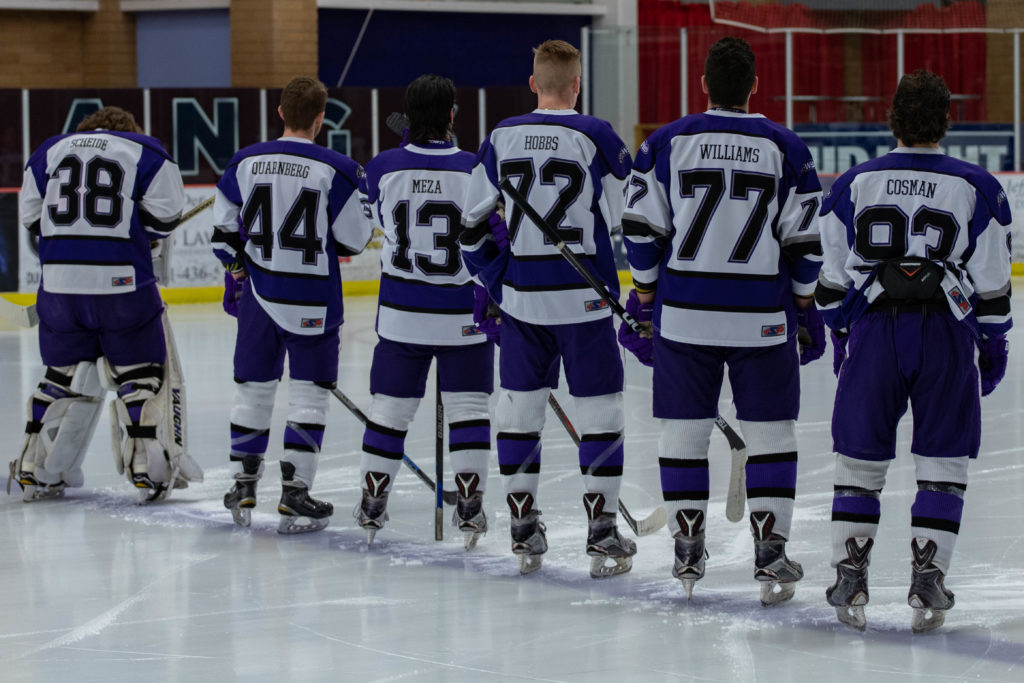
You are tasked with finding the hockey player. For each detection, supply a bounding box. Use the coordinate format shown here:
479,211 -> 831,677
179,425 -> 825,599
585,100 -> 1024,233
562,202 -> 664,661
816,70 -> 1012,632
353,74 -> 496,549
11,106 -> 194,501
460,40 -> 637,577
620,37 -> 824,605
212,76 -> 372,534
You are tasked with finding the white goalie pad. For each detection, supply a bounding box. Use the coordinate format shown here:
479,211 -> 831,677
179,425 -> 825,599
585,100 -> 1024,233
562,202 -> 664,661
9,362 -> 106,496
109,311 -> 203,501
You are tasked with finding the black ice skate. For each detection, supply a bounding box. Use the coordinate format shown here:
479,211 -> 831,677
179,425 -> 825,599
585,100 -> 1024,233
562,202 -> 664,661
353,471 -> 390,545
751,511 -> 803,606
277,482 -> 333,534
508,492 -> 546,575
671,509 -> 708,600
908,537 -> 955,633
451,473 -> 487,550
826,537 -> 873,631
584,493 -> 636,578
223,474 -> 259,527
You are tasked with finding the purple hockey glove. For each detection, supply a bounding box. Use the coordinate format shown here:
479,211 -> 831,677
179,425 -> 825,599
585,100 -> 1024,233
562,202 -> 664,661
831,331 -> 848,378
489,209 -> 509,251
796,304 -> 826,366
617,289 -> 654,367
978,334 -> 1008,397
472,284 -> 501,345
222,269 -> 242,317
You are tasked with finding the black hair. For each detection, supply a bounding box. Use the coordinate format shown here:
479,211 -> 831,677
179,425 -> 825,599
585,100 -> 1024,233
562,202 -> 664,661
405,74 -> 456,144
704,37 -> 756,109
888,69 -> 951,146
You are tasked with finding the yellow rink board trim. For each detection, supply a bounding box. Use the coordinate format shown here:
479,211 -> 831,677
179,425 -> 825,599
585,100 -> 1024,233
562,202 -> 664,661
4,265 -> 1024,305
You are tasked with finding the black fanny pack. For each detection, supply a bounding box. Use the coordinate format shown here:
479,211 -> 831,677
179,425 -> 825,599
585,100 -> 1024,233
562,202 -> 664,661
876,258 -> 944,302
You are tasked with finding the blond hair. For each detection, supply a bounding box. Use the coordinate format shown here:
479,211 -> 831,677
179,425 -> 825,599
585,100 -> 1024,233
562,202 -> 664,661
532,40 -> 581,94
76,106 -> 142,134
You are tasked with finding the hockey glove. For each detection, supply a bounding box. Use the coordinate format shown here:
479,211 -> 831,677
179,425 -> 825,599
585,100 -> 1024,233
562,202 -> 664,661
222,270 -> 242,318
831,331 -> 848,378
796,304 -> 826,365
472,284 -> 501,345
617,289 -> 654,367
978,334 -> 1009,397
490,208 -> 509,251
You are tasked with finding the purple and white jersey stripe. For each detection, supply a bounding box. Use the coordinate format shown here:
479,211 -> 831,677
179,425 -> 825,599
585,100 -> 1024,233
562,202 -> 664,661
20,130 -> 185,295
816,147 -> 1012,338
212,137 -> 372,335
623,110 -> 822,347
461,109 -> 631,325
364,141 -> 484,345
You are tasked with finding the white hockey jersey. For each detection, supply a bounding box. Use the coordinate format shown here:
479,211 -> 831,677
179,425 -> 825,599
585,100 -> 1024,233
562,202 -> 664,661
461,109 -> 631,325
212,137 -> 372,335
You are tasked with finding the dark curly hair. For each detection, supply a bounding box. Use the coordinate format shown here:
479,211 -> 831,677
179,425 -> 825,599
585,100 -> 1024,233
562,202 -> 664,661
704,37 -> 756,109
405,74 -> 456,145
77,106 -> 142,133
888,69 -> 950,146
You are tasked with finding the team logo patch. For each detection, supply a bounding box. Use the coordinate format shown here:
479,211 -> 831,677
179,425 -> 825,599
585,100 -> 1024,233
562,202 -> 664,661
462,325 -> 482,337
111,276 -> 133,287
585,299 -> 609,312
761,324 -> 786,338
948,286 -> 971,314
301,317 -> 324,329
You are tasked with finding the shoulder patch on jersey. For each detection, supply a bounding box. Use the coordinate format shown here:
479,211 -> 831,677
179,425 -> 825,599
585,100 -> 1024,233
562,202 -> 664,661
640,140 -> 650,155
998,189 -> 1007,206
802,158 -> 816,173
618,145 -> 630,168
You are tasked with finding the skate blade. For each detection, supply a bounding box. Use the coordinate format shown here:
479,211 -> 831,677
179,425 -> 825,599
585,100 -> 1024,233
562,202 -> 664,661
277,514 -> 330,535
909,598 -> 947,633
365,528 -> 377,546
463,530 -> 484,551
22,483 -> 66,502
759,580 -> 796,607
681,578 -> 697,600
517,554 -> 543,575
835,605 -> 867,631
589,555 -> 633,579
229,507 -> 252,528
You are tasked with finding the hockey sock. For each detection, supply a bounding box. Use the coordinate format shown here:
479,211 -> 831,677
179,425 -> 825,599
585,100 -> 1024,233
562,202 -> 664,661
497,432 -> 541,497
660,418 -> 713,535
229,380 -> 277,472
359,420 -> 407,489
831,454 -> 887,566
740,420 -> 798,539
910,454 -> 968,573
574,394 -> 625,511
442,391 -> 491,492
280,380 -> 329,488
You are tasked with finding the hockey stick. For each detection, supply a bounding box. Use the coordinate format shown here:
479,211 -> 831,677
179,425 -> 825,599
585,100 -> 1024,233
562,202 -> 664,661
0,195 -> 217,330
329,386 -> 459,505
545,392 -> 667,536
499,177 -> 748,523
434,374 -> 444,540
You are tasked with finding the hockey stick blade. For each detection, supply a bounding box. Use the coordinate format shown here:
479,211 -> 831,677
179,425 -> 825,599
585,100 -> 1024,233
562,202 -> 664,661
329,387 -> 457,505
715,415 -> 747,523
385,112 -> 410,138
545,392 -> 667,536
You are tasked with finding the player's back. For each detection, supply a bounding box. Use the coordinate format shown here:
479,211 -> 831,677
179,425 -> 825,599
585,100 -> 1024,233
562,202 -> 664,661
219,138 -> 367,334
23,130 -> 183,295
627,110 -> 821,346
365,142 -> 483,345
471,110 -> 630,325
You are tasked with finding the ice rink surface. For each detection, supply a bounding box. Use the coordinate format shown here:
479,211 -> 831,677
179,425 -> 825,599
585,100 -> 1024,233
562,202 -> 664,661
1,294 -> 1023,682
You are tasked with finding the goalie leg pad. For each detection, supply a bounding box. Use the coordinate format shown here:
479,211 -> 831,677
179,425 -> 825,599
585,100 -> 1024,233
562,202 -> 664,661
659,418 -> 714,535
279,380 -> 329,489
442,391 -> 490,492
739,420 -> 798,540
574,393 -> 625,511
14,363 -> 105,495
495,388 -> 548,498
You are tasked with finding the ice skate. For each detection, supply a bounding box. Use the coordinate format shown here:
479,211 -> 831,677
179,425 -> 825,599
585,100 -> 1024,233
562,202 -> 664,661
671,510 -> 708,599
451,473 -> 486,550
353,471 -> 391,545
826,537 -> 873,631
277,482 -> 333,534
223,474 -> 258,528
508,492 -> 546,575
908,537 -> 955,633
9,463 -> 66,502
583,494 -> 635,578
751,511 -> 803,606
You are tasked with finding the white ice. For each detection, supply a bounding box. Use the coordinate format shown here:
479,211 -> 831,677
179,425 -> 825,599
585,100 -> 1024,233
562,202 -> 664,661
1,293 -> 1023,682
